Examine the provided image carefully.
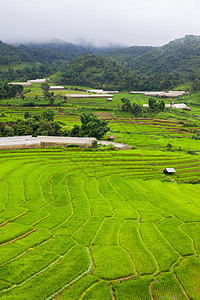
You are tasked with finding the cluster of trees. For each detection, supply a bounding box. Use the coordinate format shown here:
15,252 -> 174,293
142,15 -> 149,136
1,109 -> 62,137
121,98 -> 142,115
69,113 -> 110,140
148,98 -> 165,113
0,81 -> 23,99
1,111 -> 110,140
121,97 -> 165,115
41,82 -> 55,106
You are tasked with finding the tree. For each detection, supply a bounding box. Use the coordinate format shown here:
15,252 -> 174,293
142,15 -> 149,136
159,100 -> 165,112
70,113 -> 110,140
121,98 -> 132,112
167,143 -> 173,151
50,97 -> 55,106
121,98 -> 142,115
4,125 -> 14,136
24,111 -> 31,119
148,98 -> 156,110
148,98 -> 165,113
41,82 -> 50,99
41,108 -> 55,121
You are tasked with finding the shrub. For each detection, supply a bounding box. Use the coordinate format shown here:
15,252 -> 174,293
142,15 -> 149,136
91,140 -> 98,148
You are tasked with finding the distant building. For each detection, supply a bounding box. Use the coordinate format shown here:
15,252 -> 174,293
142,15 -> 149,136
163,168 -> 176,174
145,91 -> 166,97
143,91 -> 187,98
172,103 -> 189,109
66,94 -> 113,99
9,82 -> 32,87
87,89 -> 105,93
130,91 -> 147,94
27,79 -> 50,83
87,89 -> 119,94
143,103 -> 190,110
49,86 -> 65,90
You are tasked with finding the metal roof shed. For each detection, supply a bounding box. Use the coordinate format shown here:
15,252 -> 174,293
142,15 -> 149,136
163,168 -> 176,174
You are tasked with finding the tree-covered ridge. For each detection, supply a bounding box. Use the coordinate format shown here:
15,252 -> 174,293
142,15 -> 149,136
0,41 -> 88,66
0,41 -> 34,65
58,53 -> 137,90
18,43 -> 88,63
104,35 -> 200,75
57,53 -> 190,91
105,45 -> 154,64
0,41 -> 120,67
0,41 -> 122,81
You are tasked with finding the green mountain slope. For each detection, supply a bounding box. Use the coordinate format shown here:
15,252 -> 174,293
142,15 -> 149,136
0,41 -> 34,65
0,41 -> 89,66
105,45 -> 154,64
105,35 -> 200,75
57,53 -> 136,90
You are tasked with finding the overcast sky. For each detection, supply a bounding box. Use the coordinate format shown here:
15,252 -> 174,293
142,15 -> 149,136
1,0 -> 200,47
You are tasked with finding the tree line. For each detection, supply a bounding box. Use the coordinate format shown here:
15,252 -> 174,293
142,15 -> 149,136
0,110 -> 110,140
58,53 -> 193,91
0,81 -> 23,99
121,98 -> 165,115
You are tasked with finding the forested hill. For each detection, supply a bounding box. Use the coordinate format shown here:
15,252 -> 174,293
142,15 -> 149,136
104,45 -> 154,65
0,41 -> 34,65
104,35 -> 200,75
56,53 -> 186,91
0,41 -> 88,65
57,53 -> 136,90
0,40 -> 122,66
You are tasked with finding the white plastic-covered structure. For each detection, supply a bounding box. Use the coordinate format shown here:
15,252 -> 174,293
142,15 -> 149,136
49,86 -> 65,90
130,91 -> 147,94
66,94 -> 113,98
0,136 -> 131,150
27,79 -> 50,83
87,89 -> 119,94
9,82 -> 32,86
172,103 -> 188,109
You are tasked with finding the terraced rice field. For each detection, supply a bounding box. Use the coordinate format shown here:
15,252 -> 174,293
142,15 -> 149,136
0,148 -> 200,299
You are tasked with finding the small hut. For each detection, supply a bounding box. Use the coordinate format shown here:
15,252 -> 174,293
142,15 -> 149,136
108,135 -> 114,141
163,168 -> 176,175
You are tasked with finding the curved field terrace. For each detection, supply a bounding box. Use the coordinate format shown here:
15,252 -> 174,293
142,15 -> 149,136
0,148 -> 200,299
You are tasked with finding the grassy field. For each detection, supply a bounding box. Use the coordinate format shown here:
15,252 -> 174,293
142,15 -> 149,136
0,148 -> 199,299
1,85 -> 200,298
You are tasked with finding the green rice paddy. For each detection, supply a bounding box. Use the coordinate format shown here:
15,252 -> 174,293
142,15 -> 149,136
0,148 -> 200,299
1,84 -> 200,299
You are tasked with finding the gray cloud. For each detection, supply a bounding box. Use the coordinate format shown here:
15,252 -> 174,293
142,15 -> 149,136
1,0 -> 200,46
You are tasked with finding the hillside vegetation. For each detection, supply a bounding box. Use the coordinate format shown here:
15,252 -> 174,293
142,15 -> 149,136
57,53 -> 136,90
55,53 -> 190,91
2,36 -> 200,90
105,35 -> 200,75
104,45 -> 154,64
